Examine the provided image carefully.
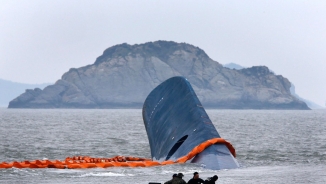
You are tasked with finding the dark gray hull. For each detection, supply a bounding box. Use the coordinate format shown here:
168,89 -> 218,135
142,76 -> 239,170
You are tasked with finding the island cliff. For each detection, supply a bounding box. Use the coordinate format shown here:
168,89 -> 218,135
8,41 -> 309,109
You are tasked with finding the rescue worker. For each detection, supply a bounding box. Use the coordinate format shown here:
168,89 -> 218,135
165,173 -> 187,184
187,172 -> 204,184
164,174 -> 178,184
204,175 -> 218,184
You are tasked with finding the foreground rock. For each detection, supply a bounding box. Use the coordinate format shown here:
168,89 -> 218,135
8,41 -> 309,109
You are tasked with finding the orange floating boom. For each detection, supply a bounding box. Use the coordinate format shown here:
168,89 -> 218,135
0,137 -> 235,169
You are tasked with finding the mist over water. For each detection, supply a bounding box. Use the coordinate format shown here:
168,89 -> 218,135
0,109 -> 325,184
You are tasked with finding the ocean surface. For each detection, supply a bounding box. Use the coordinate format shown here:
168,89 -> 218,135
0,108 -> 325,184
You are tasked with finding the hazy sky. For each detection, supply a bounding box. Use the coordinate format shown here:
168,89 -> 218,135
1,0 -> 325,106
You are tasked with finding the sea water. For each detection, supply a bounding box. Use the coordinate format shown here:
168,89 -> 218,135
0,108 -> 325,184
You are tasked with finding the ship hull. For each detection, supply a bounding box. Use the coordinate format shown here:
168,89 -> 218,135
142,76 -> 239,170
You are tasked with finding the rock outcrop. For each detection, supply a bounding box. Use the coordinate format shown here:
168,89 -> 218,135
0,78 -> 50,107
8,41 -> 309,109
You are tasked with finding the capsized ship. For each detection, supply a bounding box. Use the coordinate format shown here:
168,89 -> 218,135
142,76 -> 239,170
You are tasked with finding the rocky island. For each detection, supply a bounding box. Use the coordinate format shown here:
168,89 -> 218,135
8,41 -> 309,109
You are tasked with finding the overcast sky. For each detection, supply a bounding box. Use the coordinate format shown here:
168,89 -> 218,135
1,0 -> 325,106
